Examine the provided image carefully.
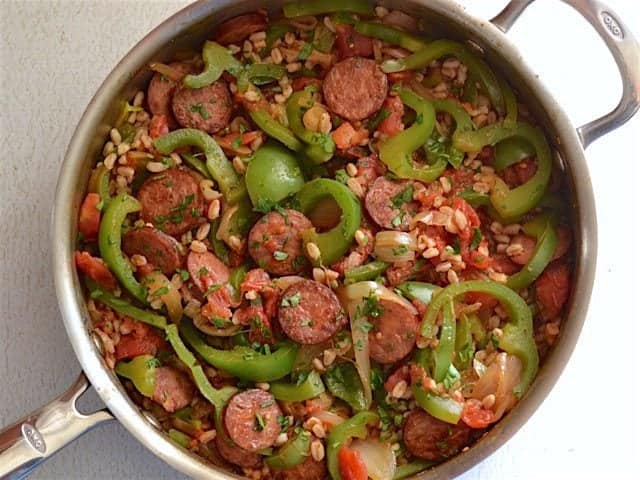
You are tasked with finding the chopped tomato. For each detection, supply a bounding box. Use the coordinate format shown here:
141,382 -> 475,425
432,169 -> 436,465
292,76 -> 322,92
237,304 -> 274,345
78,193 -> 101,241
335,24 -> 373,59
114,321 -> 166,361
201,287 -> 233,321
74,251 -> 117,290
463,240 -> 492,271
377,96 -> 404,137
451,197 -> 481,241
149,114 -> 169,139
535,262 -> 571,320
409,363 -> 430,389
384,365 -> 409,394
332,122 -> 369,150
338,446 -> 368,480
461,399 -> 495,429
552,225 -> 572,261
240,268 -> 271,295
214,131 -> 263,156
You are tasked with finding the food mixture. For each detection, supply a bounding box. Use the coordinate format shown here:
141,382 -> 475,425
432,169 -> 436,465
75,1 -> 573,479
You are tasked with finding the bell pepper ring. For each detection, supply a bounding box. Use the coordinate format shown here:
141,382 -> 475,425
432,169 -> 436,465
270,370 -> 326,402
114,354 -> 158,398
354,22 -> 428,53
283,0 -> 373,18
183,41 -> 243,89
266,429 -> 312,469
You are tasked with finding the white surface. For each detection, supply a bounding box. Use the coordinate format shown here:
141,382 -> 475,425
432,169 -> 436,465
0,0 -> 638,479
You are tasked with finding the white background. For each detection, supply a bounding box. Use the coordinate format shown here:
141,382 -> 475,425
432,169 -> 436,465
0,0 -> 638,479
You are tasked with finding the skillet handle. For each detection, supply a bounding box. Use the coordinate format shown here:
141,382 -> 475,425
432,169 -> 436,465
491,0 -> 640,148
0,373 -> 113,480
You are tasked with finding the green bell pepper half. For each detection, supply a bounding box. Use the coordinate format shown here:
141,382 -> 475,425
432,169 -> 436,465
98,193 -> 148,304
270,370 -> 325,402
180,318 -> 299,382
283,0 -> 372,18
266,429 -> 312,469
182,153 -> 212,180
354,22 -> 428,53
433,299 -> 456,382
421,280 -> 539,397
295,178 -> 362,266
114,355 -> 157,398
344,260 -> 390,285
327,411 -> 379,480
249,109 -> 305,152
286,87 -> 335,164
183,41 -> 243,89
88,284 -> 167,329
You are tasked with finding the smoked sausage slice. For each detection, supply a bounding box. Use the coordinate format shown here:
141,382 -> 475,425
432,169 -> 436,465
123,226 -> 183,275
403,409 -> 475,461
368,297 -> 419,364
224,389 -> 282,452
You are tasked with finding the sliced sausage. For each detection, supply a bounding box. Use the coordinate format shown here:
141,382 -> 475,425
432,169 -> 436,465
138,168 -> 205,237
403,409 -> 475,461
535,261 -> 571,321
215,13 -> 267,46
509,234 -> 537,266
365,176 -> 419,231
147,61 -> 196,125
248,209 -> 312,276
274,455 -> 328,480
172,80 -> 232,134
122,226 -> 183,275
152,366 -> 194,413
187,250 -> 230,293
323,57 -> 388,121
215,434 -> 262,468
368,298 -> 419,364
278,279 -> 345,345
335,24 -> 373,60
224,389 -> 282,452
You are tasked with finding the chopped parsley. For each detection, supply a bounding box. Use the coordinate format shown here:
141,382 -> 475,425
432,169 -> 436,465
189,103 -> 210,119
273,250 -> 289,261
169,194 -> 195,224
416,112 -> 424,124
203,284 -> 222,296
457,342 -> 474,365
442,364 -> 461,390
150,285 -> 170,297
295,371 -> 310,386
261,400 -> 274,408
470,228 -> 483,251
146,357 -> 161,369
391,186 -> 414,208
300,319 -> 314,327
211,317 -> 230,328
361,292 -> 384,318
277,415 -> 290,431
392,245 -> 409,256
425,134 -> 464,168
231,136 -> 243,149
334,169 -> 350,185
198,266 -> 209,276
367,107 -> 391,131
254,413 -> 266,431
178,269 -> 190,281
354,339 -> 364,351
451,238 -> 461,255
359,321 -> 374,333
280,292 -> 301,308
391,213 -> 404,228
298,42 -> 314,60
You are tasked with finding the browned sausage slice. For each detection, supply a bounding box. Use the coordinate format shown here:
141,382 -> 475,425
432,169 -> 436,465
278,279 -> 345,345
215,434 -> 262,468
215,13 -> 267,45
274,454 -> 328,480
323,57 -> 388,121
403,409 -> 475,461
172,80 -> 233,134
147,61 -> 196,125
248,209 -> 312,276
224,389 -> 282,452
368,297 -> 418,364
122,226 -> 183,275
138,168 -> 205,237
152,366 -> 194,413
187,250 -> 230,293
365,176 -> 418,231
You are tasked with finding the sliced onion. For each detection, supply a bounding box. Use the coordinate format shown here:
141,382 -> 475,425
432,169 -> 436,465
350,438 -> 396,480
216,203 -> 240,250
194,313 -> 241,337
383,10 -> 419,33
272,275 -> 305,291
148,62 -> 185,82
374,231 -> 417,263
314,410 -> 347,428
472,352 -> 522,421
143,271 -> 183,324
341,281 -> 418,316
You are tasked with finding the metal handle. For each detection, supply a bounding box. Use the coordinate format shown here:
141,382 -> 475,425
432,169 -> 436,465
0,373 -> 113,480
491,0 -> 640,148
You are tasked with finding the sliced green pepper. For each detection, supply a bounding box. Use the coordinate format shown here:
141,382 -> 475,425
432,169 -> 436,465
180,318 -> 299,382
433,299 -> 456,382
313,23 -> 336,53
421,280 -> 539,397
454,313 -> 474,371
183,41 -> 243,89
283,0 -> 372,18
344,260 -> 390,285
88,164 -> 112,208
154,129 -> 246,206
118,123 -> 137,144
354,22 -> 428,52
88,284 -> 167,329
266,23 -> 295,51
98,193 -> 147,304
393,460 -> 434,479
498,74 -> 518,128
168,428 -> 192,449
114,100 -> 143,127
237,63 -> 287,92
114,355 -> 157,397
413,385 -> 463,425
295,179 -> 362,265
270,370 -> 325,402
327,411 -> 379,480
286,87 -> 335,164
507,214 -> 558,291
208,217 -> 231,265
249,109 -> 305,152
229,264 -> 249,303
266,429 -> 312,469
382,40 -> 505,116
182,153 -> 212,180
457,188 -> 490,207
324,362 -> 367,411
396,281 -> 439,306
494,136 -> 536,172
454,122 -> 552,219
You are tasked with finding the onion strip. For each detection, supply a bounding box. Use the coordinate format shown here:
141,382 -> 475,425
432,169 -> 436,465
143,271 -> 183,324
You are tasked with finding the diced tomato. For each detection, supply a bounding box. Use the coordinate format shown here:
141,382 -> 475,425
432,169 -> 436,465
384,365 -> 409,394
75,251 -> 117,290
451,197 -> 481,241
292,76 -> 323,92
240,268 -> 271,295
335,24 -> 373,59
114,321 -> 166,361
338,446 -> 368,480
502,157 -> 537,188
553,225 -> 572,261
491,253 -> 520,275
461,399 -> 496,429
377,96 -> 404,137
412,298 -> 427,316
535,262 -> 571,320
332,122 -> 369,150
214,131 -> 264,156
149,114 -> 169,139
78,193 -> 101,241
201,287 -> 233,321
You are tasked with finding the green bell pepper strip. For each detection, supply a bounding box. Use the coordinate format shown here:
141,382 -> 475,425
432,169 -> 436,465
229,264 -> 249,303
454,313 -> 474,371
295,179 -> 362,266
498,75 -> 518,128
506,214 -> 558,291
393,460 -> 435,479
118,123 -> 137,144
114,100 -> 143,127
168,429 -> 192,449
433,299 -> 456,382
421,280 -> 539,397
354,22 -> 428,53
88,284 -> 167,329
313,23 -> 336,53
270,370 -> 325,401
182,153 -> 212,180
286,87 -> 336,164
208,217 -> 231,265
494,136 -> 536,172
237,63 -> 287,92
423,97 -> 474,168
114,355 -> 157,397
266,430 -> 312,469
165,323 -> 238,411
396,281 -> 439,306
183,41 -> 243,89
249,109 -> 305,152
324,362 -> 367,411
154,129 -> 246,206
89,164 -> 112,208
344,260 -> 390,284
454,122 -> 552,219
180,318 -> 299,382
382,40 -> 505,116
327,411 -> 380,480
283,0 -> 373,18
266,23 -> 295,51
457,188 -> 490,207
98,193 -> 148,304
379,89 -> 446,183
413,385 -> 463,425
245,142 -> 306,208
